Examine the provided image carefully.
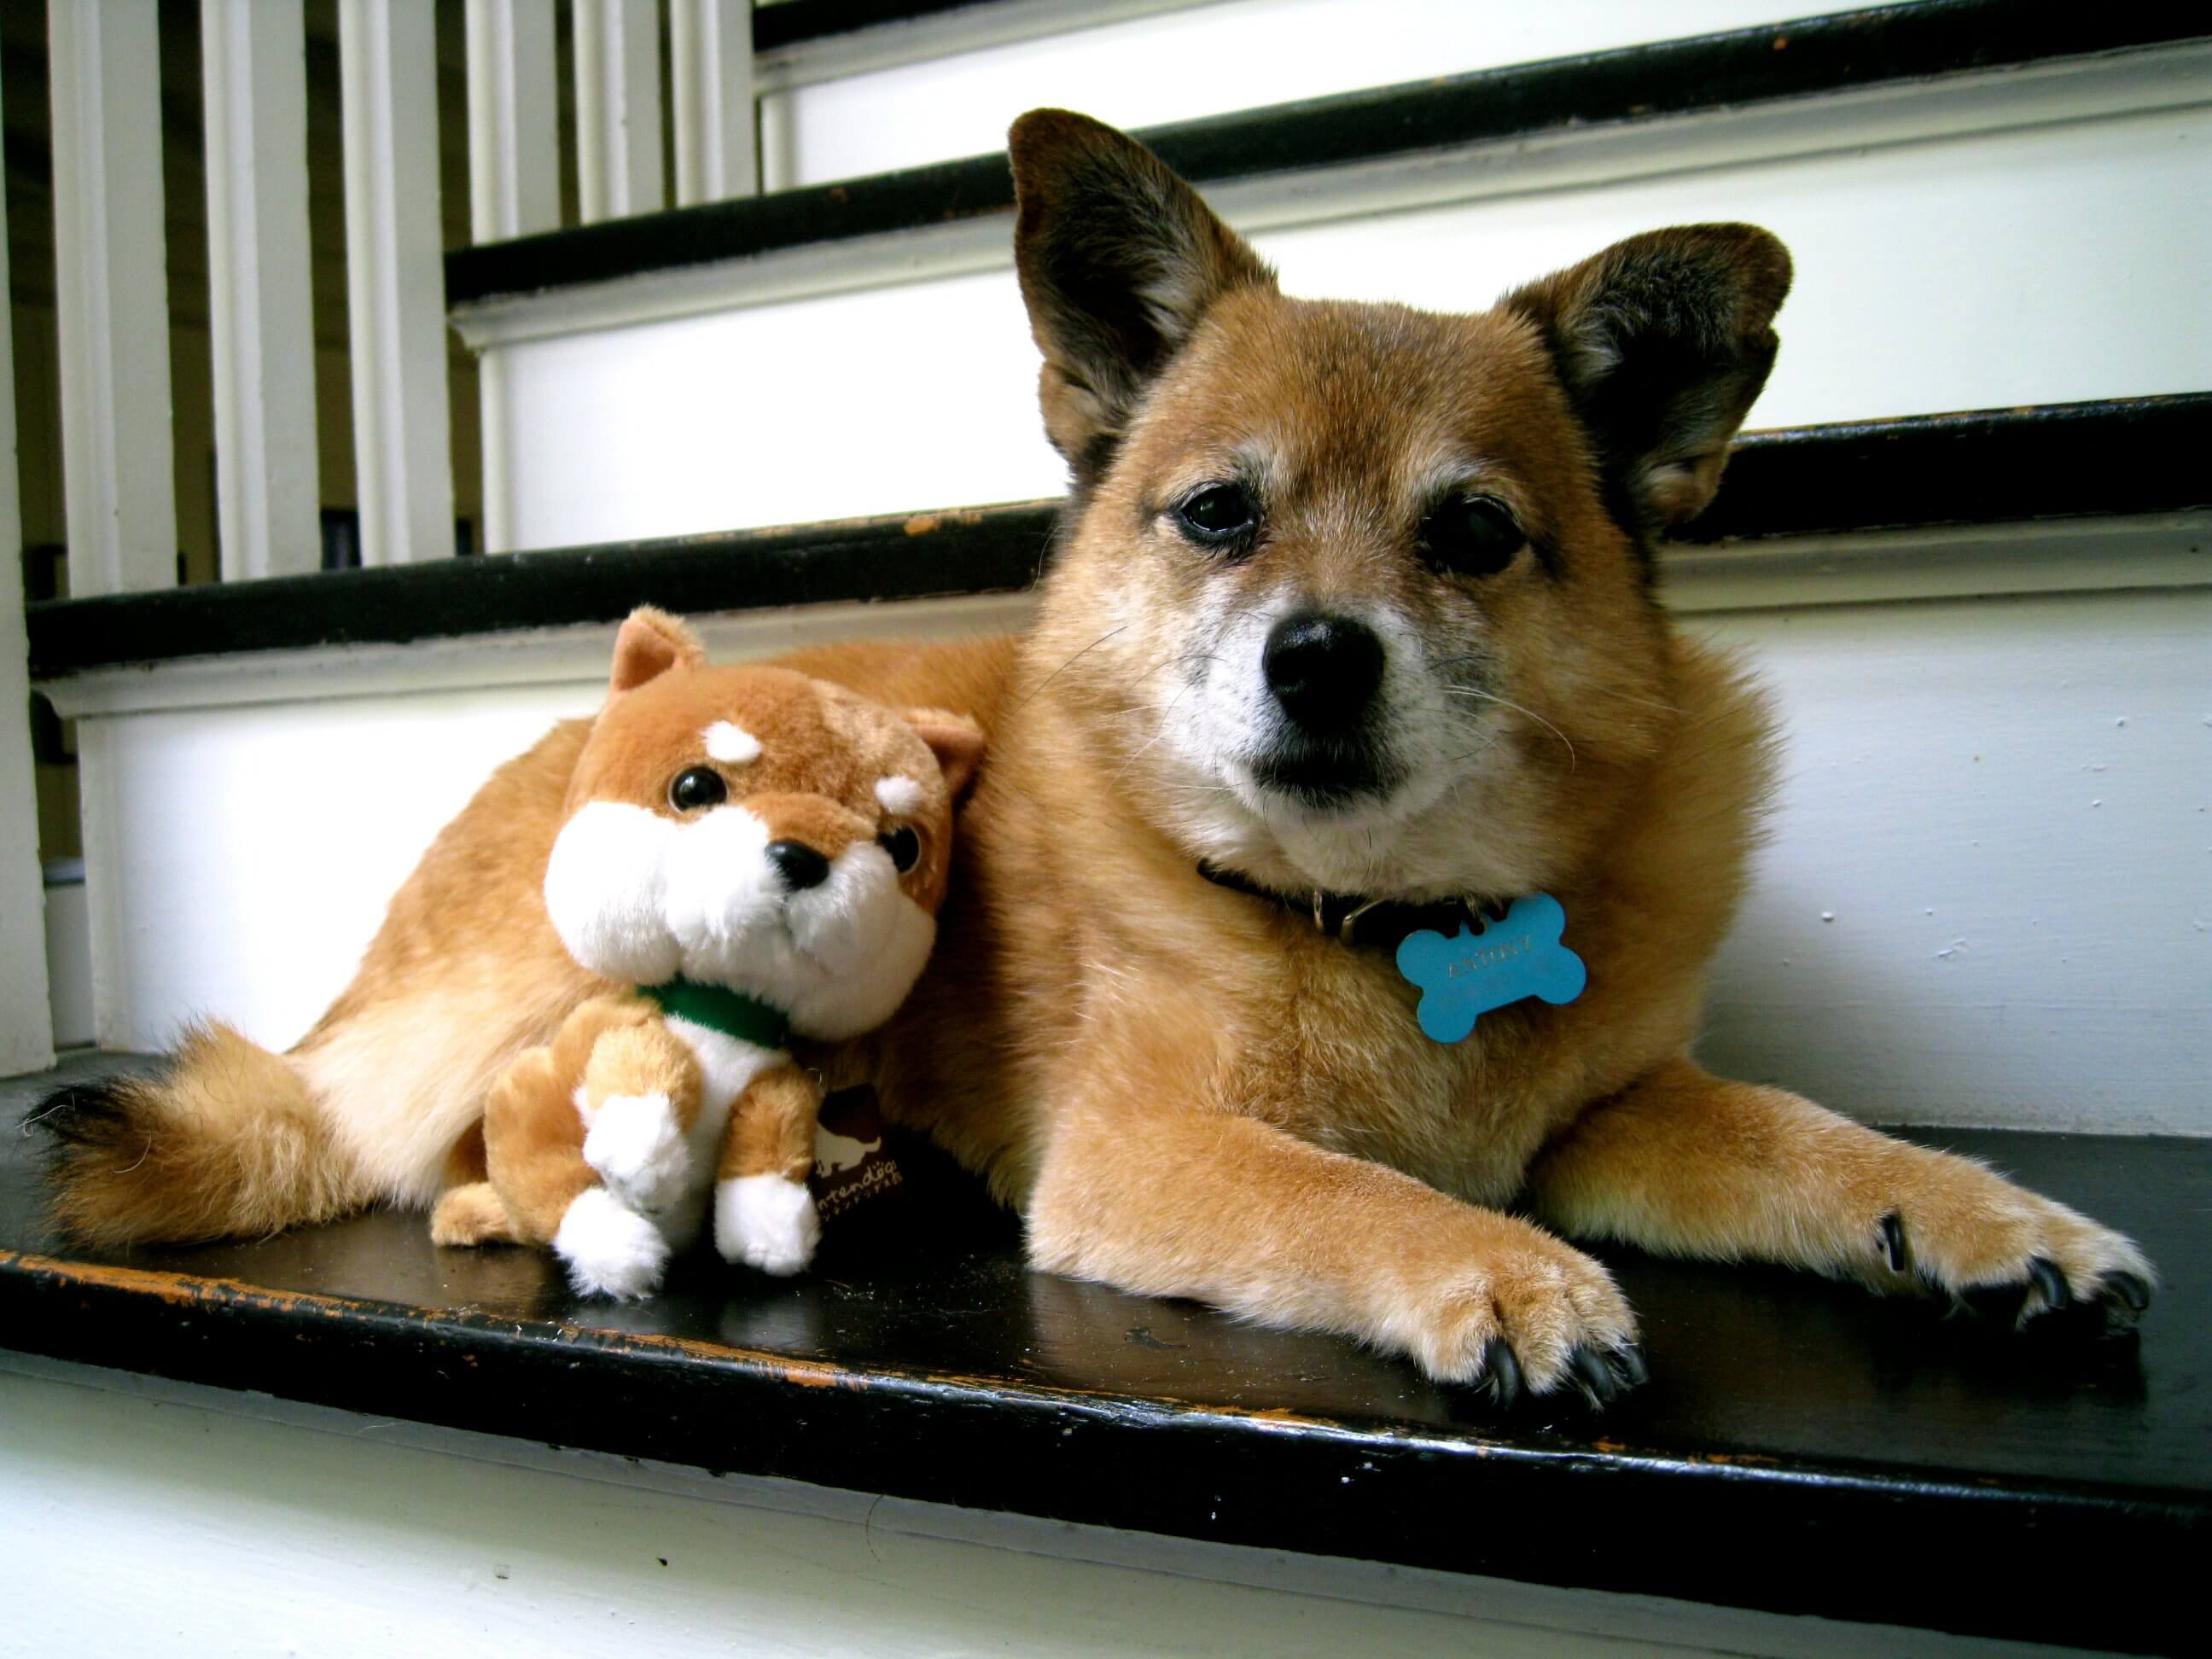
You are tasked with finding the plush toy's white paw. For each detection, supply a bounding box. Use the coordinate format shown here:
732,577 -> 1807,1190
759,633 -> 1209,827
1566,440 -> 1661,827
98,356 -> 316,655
554,1185 -> 669,1300
583,1091 -> 689,1215
715,1176 -> 820,1277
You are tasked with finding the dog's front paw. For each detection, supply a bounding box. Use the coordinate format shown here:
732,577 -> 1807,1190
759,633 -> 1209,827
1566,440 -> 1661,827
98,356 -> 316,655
1403,1231 -> 1644,1408
553,1185 -> 670,1299
714,1175 -> 820,1277
582,1091 -> 689,1215
1854,1149 -> 2152,1330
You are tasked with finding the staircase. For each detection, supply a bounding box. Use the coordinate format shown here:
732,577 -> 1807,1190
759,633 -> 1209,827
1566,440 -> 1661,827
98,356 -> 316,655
6,3 -> 2209,1652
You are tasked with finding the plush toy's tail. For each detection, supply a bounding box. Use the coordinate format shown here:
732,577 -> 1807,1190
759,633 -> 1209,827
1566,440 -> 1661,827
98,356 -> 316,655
38,1023 -> 366,1247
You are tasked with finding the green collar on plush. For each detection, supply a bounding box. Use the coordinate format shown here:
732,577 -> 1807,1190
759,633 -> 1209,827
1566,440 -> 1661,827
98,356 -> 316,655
642,978 -> 791,1050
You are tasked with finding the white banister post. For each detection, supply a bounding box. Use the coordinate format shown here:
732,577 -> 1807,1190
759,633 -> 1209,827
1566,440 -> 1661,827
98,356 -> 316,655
47,0 -> 178,597
202,0 -> 321,582
0,42 -> 57,1074
466,0 -> 559,556
573,0 -> 665,223
466,0 -> 561,240
339,0 -> 456,566
671,0 -> 757,206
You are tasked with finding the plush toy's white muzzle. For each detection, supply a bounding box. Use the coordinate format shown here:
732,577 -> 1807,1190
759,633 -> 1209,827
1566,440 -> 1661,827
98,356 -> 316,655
543,800 -> 936,1039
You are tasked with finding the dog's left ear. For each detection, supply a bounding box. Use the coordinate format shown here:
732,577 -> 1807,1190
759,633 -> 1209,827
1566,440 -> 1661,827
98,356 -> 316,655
905,707 -> 986,798
1010,109 -> 1276,481
1504,224 -> 1791,534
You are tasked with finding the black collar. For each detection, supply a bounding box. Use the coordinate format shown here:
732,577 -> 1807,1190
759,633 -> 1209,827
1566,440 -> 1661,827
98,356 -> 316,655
1196,859 -> 1498,950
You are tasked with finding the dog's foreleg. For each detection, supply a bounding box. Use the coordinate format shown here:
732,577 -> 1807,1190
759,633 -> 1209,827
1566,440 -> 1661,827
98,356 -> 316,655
1026,1089 -> 1642,1403
713,1065 -> 823,1277
1524,1057 -> 2153,1324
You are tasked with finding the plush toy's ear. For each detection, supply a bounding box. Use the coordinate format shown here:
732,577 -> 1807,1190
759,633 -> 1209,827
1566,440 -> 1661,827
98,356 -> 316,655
905,708 -> 986,799
1502,223 -> 1791,534
1010,108 -> 1277,484
608,607 -> 706,696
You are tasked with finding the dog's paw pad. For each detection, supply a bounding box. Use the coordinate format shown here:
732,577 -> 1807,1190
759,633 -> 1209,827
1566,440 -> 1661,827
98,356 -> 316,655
554,1186 -> 668,1300
714,1175 -> 820,1277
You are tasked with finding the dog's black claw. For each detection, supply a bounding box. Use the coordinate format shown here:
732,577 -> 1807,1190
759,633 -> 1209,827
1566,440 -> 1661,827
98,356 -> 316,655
2027,1256 -> 2072,1313
2100,1271 -> 2152,1313
1569,1345 -> 1617,1407
1480,1337 -> 1522,1408
1877,1211 -> 1907,1272
1608,1342 -> 1650,1389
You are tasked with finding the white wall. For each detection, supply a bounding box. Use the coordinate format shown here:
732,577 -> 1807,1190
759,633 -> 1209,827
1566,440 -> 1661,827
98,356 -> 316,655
1692,586 -> 2212,1138
489,98 -> 2211,551
0,1353 -> 2054,1659
760,0 -> 1893,189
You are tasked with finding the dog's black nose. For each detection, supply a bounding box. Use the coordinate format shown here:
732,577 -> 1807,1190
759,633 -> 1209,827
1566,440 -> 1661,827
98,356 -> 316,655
1263,611 -> 1385,731
766,841 -> 830,891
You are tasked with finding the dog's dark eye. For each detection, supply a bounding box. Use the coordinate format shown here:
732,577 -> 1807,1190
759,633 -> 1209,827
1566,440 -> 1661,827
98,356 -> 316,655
1420,495 -> 1525,578
878,826 -> 922,873
1173,483 -> 1258,547
668,766 -> 727,812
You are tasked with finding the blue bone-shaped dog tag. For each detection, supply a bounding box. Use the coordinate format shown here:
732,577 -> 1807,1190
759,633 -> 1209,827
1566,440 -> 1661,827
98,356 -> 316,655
1394,893 -> 1586,1044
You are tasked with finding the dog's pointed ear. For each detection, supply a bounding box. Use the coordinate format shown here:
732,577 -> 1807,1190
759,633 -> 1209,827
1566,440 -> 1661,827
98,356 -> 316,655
904,707 -> 986,799
1010,109 -> 1276,481
1504,224 -> 1791,534
608,607 -> 705,696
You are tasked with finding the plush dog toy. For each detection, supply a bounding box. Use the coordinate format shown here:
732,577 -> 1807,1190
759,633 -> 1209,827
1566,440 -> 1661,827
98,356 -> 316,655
430,608 -> 981,1296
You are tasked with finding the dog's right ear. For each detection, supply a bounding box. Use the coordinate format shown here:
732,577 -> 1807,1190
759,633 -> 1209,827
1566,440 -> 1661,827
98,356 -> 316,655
1010,109 -> 1275,482
608,606 -> 705,696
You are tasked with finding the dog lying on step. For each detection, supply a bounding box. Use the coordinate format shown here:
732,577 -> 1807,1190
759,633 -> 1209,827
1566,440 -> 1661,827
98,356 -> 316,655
45,608 -> 981,1300
766,111 -> 2154,1405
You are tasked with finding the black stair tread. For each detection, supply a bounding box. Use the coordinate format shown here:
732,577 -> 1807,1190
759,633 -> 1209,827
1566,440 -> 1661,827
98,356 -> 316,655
450,2 -> 2211,306
1,1052 -> 2200,1650
26,394 -> 2212,681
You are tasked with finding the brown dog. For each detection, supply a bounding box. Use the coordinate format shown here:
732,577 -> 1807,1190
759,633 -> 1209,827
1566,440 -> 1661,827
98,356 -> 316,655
777,111 -> 2153,1404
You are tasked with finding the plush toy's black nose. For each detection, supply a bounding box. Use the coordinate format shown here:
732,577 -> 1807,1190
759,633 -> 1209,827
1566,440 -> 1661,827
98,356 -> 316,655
766,840 -> 830,891
1263,610 -> 1385,732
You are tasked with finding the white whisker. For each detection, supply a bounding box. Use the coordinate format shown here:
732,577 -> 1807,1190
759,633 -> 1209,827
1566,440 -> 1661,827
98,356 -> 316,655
1441,686 -> 1577,772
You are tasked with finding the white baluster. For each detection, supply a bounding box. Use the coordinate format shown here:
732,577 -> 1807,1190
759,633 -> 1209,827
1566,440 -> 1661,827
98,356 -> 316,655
467,0 -> 561,241
467,0 -> 560,556
0,36 -> 57,1073
672,0 -> 757,206
202,0 -> 321,582
339,0 -> 456,565
574,0 -> 666,223
47,0 -> 178,597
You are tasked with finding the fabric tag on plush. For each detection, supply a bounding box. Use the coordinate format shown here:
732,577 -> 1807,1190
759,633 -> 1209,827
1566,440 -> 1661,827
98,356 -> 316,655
809,1085 -> 904,1224
1394,892 -> 1587,1043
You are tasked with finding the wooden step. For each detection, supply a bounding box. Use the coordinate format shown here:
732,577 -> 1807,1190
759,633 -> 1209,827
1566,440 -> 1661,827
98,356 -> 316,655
0,1053 -> 2199,1651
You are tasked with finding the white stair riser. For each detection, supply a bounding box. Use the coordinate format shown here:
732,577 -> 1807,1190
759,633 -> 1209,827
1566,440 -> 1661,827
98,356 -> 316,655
486,100 -> 2210,552
762,0 -> 1893,189
45,573 -> 2211,1137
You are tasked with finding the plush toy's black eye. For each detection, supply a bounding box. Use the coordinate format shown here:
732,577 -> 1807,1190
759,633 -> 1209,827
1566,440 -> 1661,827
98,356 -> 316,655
1419,495 -> 1525,578
878,826 -> 922,873
668,766 -> 727,812
1173,483 -> 1259,548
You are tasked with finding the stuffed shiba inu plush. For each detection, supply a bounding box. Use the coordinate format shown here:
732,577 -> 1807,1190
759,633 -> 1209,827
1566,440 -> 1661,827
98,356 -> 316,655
45,608 -> 981,1299
427,608 -> 981,1295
